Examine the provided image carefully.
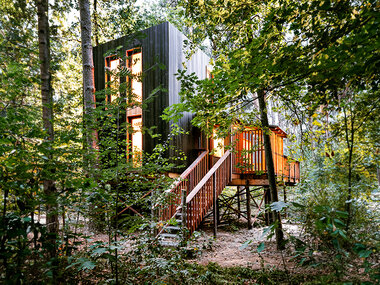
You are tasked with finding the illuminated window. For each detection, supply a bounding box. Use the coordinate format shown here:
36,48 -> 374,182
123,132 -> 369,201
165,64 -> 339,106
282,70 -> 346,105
127,49 -> 142,104
129,116 -> 142,167
105,57 -> 121,102
212,128 -> 224,158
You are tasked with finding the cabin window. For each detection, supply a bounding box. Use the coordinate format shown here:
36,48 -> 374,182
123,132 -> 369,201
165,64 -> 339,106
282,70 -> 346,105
105,57 -> 121,102
104,48 -> 142,105
129,116 -> 142,167
212,128 -> 224,158
127,49 -> 142,105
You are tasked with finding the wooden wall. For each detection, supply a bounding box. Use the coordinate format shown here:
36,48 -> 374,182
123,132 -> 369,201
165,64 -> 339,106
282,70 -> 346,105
93,22 -> 210,172
167,23 -> 210,168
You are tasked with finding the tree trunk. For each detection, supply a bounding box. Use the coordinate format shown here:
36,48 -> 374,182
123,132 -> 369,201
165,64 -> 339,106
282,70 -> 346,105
257,89 -> 285,250
79,0 -> 103,232
93,0 -> 99,46
79,0 -> 97,166
37,0 -> 59,259
343,106 -> 354,231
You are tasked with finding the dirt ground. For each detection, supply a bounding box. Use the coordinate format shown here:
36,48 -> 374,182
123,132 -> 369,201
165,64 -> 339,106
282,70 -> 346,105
188,222 -> 301,270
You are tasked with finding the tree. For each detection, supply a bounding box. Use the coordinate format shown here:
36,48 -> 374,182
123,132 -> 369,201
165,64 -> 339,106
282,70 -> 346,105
170,0 -> 379,245
79,0 -> 98,172
171,0 -> 290,249
37,0 -> 59,260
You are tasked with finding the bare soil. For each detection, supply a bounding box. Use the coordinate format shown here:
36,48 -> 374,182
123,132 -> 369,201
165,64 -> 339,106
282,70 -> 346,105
188,222 -> 300,270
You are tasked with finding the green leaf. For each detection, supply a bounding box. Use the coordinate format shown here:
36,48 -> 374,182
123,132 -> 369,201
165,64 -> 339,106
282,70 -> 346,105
358,250 -> 372,258
257,242 -> 265,253
261,225 -> 274,238
91,247 -> 108,256
291,202 -> 305,208
240,239 -> 252,250
79,261 -> 96,271
270,201 -> 288,212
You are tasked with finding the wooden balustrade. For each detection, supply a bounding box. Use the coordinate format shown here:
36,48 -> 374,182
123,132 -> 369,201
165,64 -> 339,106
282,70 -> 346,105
159,150 -> 209,222
185,150 -> 232,234
232,129 -> 300,183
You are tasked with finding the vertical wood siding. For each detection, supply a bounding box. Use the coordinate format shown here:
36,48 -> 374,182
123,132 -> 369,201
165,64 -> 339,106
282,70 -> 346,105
168,23 -> 210,168
93,22 -> 210,172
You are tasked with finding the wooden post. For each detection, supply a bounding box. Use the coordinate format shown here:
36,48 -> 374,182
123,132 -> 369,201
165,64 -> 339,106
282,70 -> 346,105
264,186 -> 272,226
283,186 -> 287,218
213,174 -> 217,238
237,186 -> 241,219
246,181 -> 252,229
181,188 -> 187,228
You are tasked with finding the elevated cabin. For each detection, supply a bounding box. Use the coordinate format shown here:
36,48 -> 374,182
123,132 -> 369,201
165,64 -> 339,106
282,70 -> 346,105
93,22 -> 300,237
93,22 -> 209,172
230,126 -> 300,186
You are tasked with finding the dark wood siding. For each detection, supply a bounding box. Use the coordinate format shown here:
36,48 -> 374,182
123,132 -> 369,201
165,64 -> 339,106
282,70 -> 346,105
93,22 -> 210,172
168,24 -> 210,169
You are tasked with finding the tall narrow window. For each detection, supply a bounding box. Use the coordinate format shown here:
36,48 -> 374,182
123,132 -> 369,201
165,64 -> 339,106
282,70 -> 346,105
212,127 -> 224,158
127,49 -> 142,105
129,116 -> 142,167
105,57 -> 120,102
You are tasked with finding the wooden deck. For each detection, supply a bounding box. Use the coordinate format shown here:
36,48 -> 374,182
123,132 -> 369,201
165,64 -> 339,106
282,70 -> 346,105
230,128 -> 300,186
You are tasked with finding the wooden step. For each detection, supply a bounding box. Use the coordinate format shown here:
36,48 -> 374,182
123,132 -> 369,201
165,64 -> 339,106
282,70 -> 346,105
159,240 -> 179,247
159,233 -> 179,239
165,225 -> 181,231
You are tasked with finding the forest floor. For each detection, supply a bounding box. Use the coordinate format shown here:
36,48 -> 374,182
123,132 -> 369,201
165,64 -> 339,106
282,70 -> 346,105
185,221 -> 373,283
189,221 -> 300,270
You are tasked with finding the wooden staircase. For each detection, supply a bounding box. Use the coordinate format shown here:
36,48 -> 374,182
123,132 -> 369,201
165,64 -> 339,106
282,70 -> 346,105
157,151 -> 232,245
156,127 -> 301,245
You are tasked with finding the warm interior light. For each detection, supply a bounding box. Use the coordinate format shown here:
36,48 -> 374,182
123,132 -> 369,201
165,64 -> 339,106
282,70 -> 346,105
131,52 -> 142,103
131,117 -> 142,166
108,58 -> 120,102
213,128 -> 224,158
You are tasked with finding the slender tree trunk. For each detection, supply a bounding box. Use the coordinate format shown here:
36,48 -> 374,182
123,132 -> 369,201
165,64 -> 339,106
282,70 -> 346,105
93,0 -> 99,46
37,0 -> 59,262
79,0 -> 103,233
79,0 -> 97,165
257,89 -> 285,250
343,106 -> 355,231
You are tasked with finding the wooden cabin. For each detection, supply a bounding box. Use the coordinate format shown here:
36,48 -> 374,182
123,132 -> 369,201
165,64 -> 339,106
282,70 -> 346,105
93,22 -> 209,172
93,22 -> 300,238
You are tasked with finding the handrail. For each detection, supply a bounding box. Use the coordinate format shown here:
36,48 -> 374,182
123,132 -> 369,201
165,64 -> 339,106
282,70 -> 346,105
185,150 -> 232,234
232,129 -> 300,183
187,150 -> 231,203
170,150 -> 208,192
158,150 -> 209,223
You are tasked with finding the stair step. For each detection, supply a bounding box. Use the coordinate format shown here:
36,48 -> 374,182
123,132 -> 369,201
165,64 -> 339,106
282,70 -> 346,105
159,240 -> 179,247
165,226 -> 181,231
160,233 -> 179,239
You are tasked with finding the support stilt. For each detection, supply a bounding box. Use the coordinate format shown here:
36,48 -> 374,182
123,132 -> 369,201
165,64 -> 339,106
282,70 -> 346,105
237,186 -> 241,219
246,180 -> 252,230
264,186 -> 273,226
213,174 -> 217,238
283,186 -> 287,218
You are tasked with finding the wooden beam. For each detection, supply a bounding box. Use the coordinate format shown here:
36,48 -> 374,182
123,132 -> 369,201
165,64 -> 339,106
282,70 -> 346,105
229,179 -> 269,186
246,180 -> 252,230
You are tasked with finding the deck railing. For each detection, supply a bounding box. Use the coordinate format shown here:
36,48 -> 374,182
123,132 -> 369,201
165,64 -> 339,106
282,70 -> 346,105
232,129 -> 300,183
159,151 -> 209,222
185,150 -> 232,234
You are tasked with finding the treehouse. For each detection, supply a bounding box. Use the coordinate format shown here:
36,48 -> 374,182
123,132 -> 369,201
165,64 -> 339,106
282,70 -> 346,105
93,22 -> 210,171
93,22 -> 300,241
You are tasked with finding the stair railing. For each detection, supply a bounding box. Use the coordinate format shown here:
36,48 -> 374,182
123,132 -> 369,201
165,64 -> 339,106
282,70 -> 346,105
185,150 -> 232,234
159,150 -> 209,223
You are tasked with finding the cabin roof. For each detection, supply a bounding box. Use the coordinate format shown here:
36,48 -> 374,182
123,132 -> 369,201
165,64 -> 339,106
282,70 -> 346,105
269,125 -> 287,138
